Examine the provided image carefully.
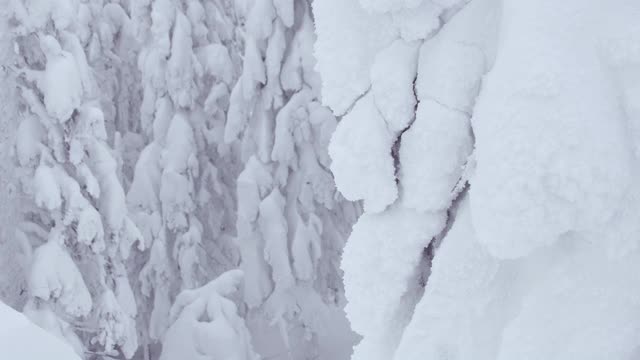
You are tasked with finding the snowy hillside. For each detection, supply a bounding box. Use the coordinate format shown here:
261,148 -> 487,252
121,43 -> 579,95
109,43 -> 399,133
1,0 -> 640,359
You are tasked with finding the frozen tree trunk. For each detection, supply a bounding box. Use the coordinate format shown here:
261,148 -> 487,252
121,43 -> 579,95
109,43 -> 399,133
315,0 -> 640,359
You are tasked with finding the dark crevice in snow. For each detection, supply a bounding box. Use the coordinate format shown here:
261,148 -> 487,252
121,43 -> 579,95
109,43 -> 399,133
382,185 -> 470,359
422,93 -> 472,117
391,136 -> 402,183
452,115 -> 477,199
434,182 -> 469,255
392,145 -> 473,341
339,85 -> 372,118
392,76 -> 419,182
393,183 -> 469,344
386,246 -> 433,360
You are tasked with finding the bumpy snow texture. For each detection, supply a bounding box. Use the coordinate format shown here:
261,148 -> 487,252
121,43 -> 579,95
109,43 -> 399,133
316,0 -> 640,359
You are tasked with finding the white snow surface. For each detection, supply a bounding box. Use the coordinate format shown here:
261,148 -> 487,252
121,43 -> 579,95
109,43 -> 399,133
358,0 -> 423,14
391,1 -> 442,42
470,0 -> 640,258
0,301 -> 81,360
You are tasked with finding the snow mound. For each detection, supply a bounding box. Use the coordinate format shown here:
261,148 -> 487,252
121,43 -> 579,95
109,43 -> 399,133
328,93 -> 397,213
470,0 -> 636,258
312,0 -> 397,115
393,196 -> 500,360
0,301 -> 81,360
342,205 -> 445,360
391,1 -> 442,42
29,240 -> 93,317
371,40 -> 419,133
496,242 -> 640,360
160,270 -> 258,360
399,99 -> 472,212
40,35 -> 82,122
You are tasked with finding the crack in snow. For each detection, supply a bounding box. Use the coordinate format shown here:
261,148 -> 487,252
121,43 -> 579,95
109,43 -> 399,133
338,85 -> 372,118
392,76 -> 420,181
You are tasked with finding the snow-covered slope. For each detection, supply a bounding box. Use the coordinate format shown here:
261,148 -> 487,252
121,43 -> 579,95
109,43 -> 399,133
0,302 -> 81,360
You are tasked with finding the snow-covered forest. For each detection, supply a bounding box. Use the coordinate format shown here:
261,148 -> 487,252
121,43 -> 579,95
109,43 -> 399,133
1,0 -> 640,359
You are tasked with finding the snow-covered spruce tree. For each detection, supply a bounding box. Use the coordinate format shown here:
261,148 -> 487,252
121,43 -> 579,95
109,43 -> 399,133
225,0 -> 360,358
127,0 -> 247,355
9,0 -> 143,358
159,270 -> 257,360
0,1 -> 29,310
316,0 -> 640,359
314,0 -> 484,358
